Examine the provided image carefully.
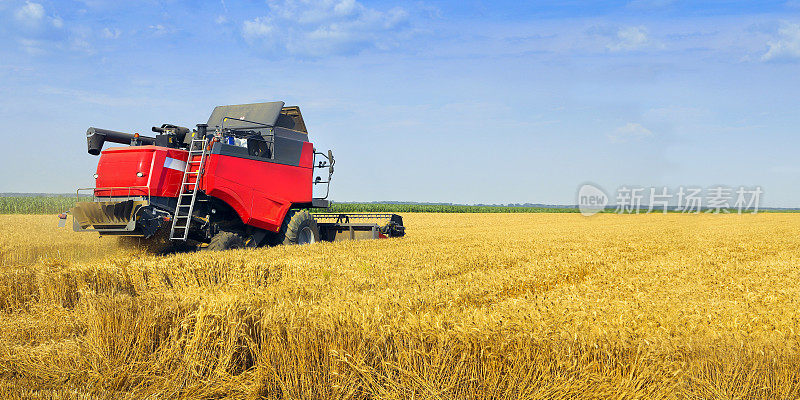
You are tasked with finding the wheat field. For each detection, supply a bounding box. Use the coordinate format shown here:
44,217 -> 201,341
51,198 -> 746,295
1,213 -> 799,399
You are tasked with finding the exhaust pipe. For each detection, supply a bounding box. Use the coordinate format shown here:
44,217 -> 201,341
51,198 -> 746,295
86,127 -> 155,155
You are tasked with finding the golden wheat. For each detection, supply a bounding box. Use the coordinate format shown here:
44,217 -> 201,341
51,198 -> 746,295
1,213 -> 799,399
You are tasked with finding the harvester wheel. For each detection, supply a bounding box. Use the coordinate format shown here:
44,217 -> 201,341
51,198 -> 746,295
206,231 -> 245,251
278,210 -> 319,245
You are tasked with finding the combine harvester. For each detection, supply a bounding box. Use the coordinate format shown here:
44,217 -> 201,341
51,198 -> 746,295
64,102 -> 404,251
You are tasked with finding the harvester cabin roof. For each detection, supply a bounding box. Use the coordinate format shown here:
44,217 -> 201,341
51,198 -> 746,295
207,102 -> 307,133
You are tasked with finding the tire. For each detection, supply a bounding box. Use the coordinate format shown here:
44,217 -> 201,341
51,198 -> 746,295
275,210 -> 320,245
206,231 -> 246,251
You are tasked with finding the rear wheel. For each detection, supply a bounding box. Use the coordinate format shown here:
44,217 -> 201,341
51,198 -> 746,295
206,231 -> 245,251
275,210 -> 320,245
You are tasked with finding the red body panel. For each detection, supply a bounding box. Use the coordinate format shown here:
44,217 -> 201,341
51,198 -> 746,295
94,146 -> 187,198
201,142 -> 313,231
93,142 -> 314,233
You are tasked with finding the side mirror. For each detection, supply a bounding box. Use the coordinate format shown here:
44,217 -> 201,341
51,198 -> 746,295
327,150 -> 334,175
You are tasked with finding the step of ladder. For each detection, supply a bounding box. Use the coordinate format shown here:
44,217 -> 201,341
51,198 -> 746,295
169,136 -> 209,241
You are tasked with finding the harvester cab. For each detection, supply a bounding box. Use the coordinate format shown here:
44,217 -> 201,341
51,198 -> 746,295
70,102 -> 404,251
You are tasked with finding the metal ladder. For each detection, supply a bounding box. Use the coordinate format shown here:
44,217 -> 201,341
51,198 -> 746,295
170,136 -> 209,240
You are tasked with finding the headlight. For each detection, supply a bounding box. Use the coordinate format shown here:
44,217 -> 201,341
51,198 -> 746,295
136,172 -> 144,177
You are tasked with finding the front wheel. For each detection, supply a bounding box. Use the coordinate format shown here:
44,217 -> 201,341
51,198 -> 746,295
205,231 -> 245,251
279,210 -> 320,245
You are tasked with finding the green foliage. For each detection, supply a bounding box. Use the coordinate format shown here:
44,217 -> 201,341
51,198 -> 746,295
1,196 -> 580,214
0,197 -> 77,214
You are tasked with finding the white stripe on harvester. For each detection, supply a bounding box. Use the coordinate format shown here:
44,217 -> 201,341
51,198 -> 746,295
164,157 -> 187,172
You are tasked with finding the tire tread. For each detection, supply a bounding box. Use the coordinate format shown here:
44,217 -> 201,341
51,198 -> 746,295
206,231 -> 245,251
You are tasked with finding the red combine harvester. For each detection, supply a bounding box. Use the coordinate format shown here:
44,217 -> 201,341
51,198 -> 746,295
67,102 -> 404,251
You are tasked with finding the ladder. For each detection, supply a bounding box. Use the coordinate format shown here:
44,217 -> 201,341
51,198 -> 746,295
170,136 -> 209,240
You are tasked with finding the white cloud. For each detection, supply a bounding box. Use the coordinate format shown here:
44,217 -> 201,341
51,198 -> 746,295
215,15 -> 227,24
149,24 -> 170,36
18,38 -> 46,55
762,22 -> 800,61
70,37 -> 94,55
607,26 -> 650,52
242,17 -> 274,38
102,27 -> 121,39
334,0 -> 356,15
609,123 -> 653,142
8,2 -> 69,54
242,0 -> 412,58
14,1 -> 44,26
67,27 -> 96,55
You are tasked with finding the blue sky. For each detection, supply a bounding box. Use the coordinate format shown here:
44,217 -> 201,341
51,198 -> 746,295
0,0 -> 798,206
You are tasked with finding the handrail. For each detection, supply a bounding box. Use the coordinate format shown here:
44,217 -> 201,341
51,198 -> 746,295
76,186 -> 151,203
312,150 -> 335,200
218,116 -> 277,160
220,116 -> 273,132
